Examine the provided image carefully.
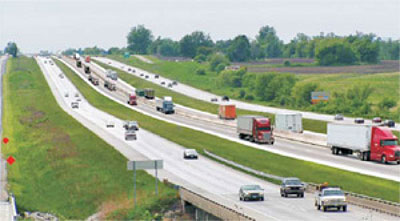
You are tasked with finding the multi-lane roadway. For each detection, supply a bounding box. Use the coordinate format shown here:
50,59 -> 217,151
38,56 -> 396,221
94,57 -> 400,132
62,57 -> 400,182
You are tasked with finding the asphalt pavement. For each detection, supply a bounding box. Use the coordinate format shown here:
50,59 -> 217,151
40,56 -> 397,221
64,57 -> 400,182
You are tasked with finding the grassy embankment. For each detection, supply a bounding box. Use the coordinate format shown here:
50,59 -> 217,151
56,59 -> 400,203
2,57 -> 177,219
99,59 -> 328,134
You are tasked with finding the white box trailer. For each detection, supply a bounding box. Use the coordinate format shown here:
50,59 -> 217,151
275,113 -> 303,133
327,123 -> 371,153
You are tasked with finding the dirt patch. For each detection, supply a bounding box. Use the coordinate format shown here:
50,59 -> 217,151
19,106 -> 47,126
246,60 -> 400,74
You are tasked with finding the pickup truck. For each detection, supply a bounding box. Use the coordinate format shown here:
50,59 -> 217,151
123,121 -> 139,131
280,177 -> 305,198
315,186 -> 347,212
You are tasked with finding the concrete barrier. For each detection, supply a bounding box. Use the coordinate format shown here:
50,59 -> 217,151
179,187 -> 255,221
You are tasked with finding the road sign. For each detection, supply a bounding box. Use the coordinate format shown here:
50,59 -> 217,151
127,160 -> 163,207
127,160 -> 163,170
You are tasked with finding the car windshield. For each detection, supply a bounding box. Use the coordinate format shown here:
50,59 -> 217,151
242,185 -> 262,190
285,179 -> 301,185
258,127 -> 271,131
186,150 -> 196,154
324,190 -> 344,196
382,139 -> 398,146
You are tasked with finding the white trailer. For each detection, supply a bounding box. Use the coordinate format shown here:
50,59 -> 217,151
327,123 -> 371,154
275,113 -> 303,133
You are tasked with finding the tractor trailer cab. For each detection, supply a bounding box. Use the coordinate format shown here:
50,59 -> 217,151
237,115 -> 274,144
328,123 -> 400,164
127,93 -> 137,105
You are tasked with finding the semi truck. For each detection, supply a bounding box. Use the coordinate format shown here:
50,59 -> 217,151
127,93 -> 137,105
104,80 -> 116,91
327,123 -> 400,164
218,104 -> 236,120
88,75 -> 99,85
83,63 -> 91,74
275,113 -> 303,133
106,69 -> 118,80
76,60 -> 82,68
156,96 -> 175,114
144,88 -> 155,99
237,115 -> 274,144
136,89 -> 145,97
85,56 -> 91,63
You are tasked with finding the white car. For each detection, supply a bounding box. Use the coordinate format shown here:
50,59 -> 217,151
106,120 -> 115,128
71,102 -> 79,109
315,187 -> 347,212
183,149 -> 198,159
59,74 -> 64,79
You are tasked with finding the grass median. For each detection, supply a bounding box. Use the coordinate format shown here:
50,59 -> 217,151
1,57 -> 177,219
57,59 -> 400,203
98,61 -> 328,134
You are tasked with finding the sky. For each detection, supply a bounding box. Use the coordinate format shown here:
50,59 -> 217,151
0,0 -> 399,53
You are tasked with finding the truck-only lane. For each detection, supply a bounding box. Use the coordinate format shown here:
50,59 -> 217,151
41,56 -> 397,221
61,57 -> 400,182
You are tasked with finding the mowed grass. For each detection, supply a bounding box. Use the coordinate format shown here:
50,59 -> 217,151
2,57 -> 176,219
99,60 -> 328,134
57,59 -> 400,202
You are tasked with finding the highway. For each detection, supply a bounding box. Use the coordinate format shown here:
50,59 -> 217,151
62,57 -> 400,182
0,55 -> 13,221
39,56 -> 397,220
94,57 -> 400,132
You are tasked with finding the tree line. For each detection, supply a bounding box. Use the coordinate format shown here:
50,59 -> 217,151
65,25 -> 400,66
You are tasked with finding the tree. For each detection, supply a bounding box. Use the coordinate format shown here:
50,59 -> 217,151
315,39 -> 357,65
227,35 -> 251,62
256,26 -> 283,58
208,53 -> 230,72
292,83 -> 318,107
5,42 -> 18,57
127,25 -> 153,54
378,97 -> 397,110
349,34 -> 380,63
179,31 -> 213,58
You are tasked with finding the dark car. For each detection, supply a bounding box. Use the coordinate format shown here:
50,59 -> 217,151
222,96 -> 230,101
384,120 -> 395,128
145,75 -> 149,79
210,97 -> 218,102
372,117 -> 382,123
161,81 -> 166,85
354,118 -> 364,124
172,81 -> 178,85
140,73 -> 144,77
280,177 -> 305,198
155,74 -> 159,79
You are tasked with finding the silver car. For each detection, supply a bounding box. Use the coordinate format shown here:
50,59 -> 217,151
239,185 -> 264,201
183,149 -> 198,159
71,102 -> 79,109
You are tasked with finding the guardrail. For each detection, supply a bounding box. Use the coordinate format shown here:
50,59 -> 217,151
10,193 -> 18,221
204,149 -> 400,217
179,187 -> 256,221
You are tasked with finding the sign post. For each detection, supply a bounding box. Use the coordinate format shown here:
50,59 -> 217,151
127,160 -> 163,207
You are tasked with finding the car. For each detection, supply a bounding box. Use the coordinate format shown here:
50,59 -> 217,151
239,185 -> 264,201
315,186 -> 347,212
108,62 -> 111,64
222,96 -> 230,101
76,98 -> 81,102
106,120 -> 115,128
145,75 -> 149,79
372,117 -> 382,123
71,102 -> 79,109
155,74 -> 159,79
354,118 -> 364,124
123,121 -> 139,131
125,130 -> 137,140
210,97 -> 218,102
128,68 -> 131,71
74,92 -> 79,98
280,177 -> 305,198
383,119 -> 395,128
183,149 -> 198,159
64,92 -> 69,97
334,114 -> 344,121
167,83 -> 173,88
161,81 -> 166,85
172,81 -> 178,85
59,73 -> 64,79
140,73 -> 144,77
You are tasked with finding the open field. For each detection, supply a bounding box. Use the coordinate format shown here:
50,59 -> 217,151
57,59 -> 400,203
1,57 -> 176,219
108,55 -> 399,118
99,62 -> 329,134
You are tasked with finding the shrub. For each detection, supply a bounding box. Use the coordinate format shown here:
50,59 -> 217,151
283,60 -> 291,66
196,68 -> 206,75
215,63 -> 226,73
245,95 -> 254,101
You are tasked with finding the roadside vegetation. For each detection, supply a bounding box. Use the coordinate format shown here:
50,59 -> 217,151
2,57 -> 177,219
56,59 -> 400,203
98,61 -> 328,134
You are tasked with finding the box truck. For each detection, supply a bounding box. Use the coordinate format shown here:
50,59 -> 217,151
275,113 -> 303,133
328,123 -> 400,164
104,80 -> 116,91
219,104 -> 236,120
144,88 -> 155,99
237,115 -> 274,144
156,96 -> 175,114
127,93 -> 137,105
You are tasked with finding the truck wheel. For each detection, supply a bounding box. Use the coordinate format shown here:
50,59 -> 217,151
317,204 -> 320,210
284,192 -> 288,198
331,147 -> 336,154
323,206 -> 327,212
381,155 -> 387,164
343,206 -> 347,212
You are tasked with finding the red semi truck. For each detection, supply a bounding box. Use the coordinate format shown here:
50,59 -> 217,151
85,56 -> 91,63
237,115 -> 274,144
328,123 -> 400,164
127,93 -> 137,105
